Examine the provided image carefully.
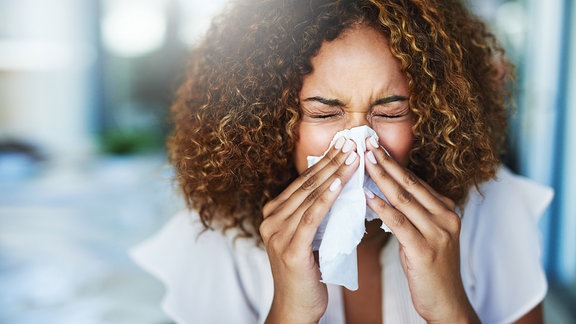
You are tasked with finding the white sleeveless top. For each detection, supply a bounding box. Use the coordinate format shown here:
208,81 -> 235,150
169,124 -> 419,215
131,167 -> 552,323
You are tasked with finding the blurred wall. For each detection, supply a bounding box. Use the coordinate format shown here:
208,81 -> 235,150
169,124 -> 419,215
0,0 -> 96,162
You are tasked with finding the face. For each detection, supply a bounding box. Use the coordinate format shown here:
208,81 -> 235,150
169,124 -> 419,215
294,25 -> 414,173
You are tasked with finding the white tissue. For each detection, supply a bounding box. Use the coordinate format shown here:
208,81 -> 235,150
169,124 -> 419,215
307,125 -> 390,291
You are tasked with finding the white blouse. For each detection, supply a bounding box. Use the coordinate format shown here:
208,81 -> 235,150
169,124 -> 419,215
131,167 -> 553,323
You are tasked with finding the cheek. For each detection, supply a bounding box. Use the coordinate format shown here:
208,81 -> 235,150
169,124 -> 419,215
294,123 -> 414,173
373,124 -> 414,166
294,123 -> 338,174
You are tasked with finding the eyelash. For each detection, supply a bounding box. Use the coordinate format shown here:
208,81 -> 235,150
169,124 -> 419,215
371,107 -> 410,120
306,107 -> 409,120
309,112 -> 342,119
371,112 -> 406,119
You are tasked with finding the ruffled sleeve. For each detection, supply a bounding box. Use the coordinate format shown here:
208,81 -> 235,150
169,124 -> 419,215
460,167 -> 553,324
130,210 -> 272,324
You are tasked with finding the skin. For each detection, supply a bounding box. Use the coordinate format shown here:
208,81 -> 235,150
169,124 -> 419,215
261,25 -> 542,323
292,26 -> 413,171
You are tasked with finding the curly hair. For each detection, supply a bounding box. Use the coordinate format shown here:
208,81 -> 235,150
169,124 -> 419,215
168,0 -> 512,239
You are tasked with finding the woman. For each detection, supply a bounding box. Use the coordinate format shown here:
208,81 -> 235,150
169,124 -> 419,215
132,0 -> 552,323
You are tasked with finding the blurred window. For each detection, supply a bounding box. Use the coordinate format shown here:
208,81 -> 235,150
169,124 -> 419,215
545,0 -> 576,312
470,0 -> 576,319
96,0 -> 228,155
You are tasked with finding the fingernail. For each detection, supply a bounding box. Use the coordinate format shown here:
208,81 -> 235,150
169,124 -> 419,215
369,135 -> 379,148
342,139 -> 354,153
364,187 -> 375,199
345,152 -> 357,165
383,147 -> 391,158
367,151 -> 377,164
334,137 -> 345,150
329,178 -> 342,192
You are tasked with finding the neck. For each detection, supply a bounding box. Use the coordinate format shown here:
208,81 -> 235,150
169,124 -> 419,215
360,220 -> 391,251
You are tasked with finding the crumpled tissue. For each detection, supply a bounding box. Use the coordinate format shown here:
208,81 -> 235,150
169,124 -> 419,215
307,125 -> 390,291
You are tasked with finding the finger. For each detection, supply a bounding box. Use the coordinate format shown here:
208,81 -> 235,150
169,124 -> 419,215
365,138 -> 451,214
365,149 -> 436,236
261,147 -> 360,248
267,139 -> 358,221
263,138 -> 356,218
364,188 -> 426,252
280,149 -> 360,242
278,137 -> 353,201
289,177 -> 345,253
417,179 -> 456,211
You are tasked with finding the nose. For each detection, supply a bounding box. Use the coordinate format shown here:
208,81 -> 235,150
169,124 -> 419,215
345,111 -> 370,129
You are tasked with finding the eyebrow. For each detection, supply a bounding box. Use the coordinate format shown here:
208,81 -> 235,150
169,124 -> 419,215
372,95 -> 408,105
303,96 -> 344,106
303,95 -> 408,106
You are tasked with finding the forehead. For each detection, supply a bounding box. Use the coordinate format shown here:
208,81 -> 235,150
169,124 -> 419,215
300,25 -> 408,99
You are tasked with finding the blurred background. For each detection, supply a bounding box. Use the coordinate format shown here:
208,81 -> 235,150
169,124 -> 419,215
0,0 -> 574,323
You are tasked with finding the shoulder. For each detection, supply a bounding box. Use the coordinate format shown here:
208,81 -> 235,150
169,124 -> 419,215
465,166 -> 553,222
130,209 -> 272,323
459,166 -> 553,324
131,210 -> 236,277
460,166 -> 553,251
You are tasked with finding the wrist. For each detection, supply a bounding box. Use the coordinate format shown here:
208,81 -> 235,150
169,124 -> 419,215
450,308 -> 480,324
265,298 -> 323,324
436,300 -> 480,324
455,295 -> 480,324
424,291 -> 479,324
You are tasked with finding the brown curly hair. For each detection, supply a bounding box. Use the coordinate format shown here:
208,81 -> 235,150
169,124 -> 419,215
168,0 -> 512,239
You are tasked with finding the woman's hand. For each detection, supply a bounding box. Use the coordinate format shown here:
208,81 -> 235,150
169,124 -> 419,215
363,138 -> 480,323
261,138 -> 360,324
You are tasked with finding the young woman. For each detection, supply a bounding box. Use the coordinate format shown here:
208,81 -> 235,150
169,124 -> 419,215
133,0 -> 552,322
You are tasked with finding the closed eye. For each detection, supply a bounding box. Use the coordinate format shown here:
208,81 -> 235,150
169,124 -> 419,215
372,112 -> 406,119
370,96 -> 409,119
301,96 -> 344,120
309,112 -> 342,119
370,106 -> 410,120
